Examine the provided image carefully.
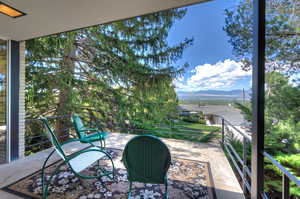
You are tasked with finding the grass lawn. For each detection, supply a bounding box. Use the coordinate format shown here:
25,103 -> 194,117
129,121 -> 221,143
175,122 -> 220,132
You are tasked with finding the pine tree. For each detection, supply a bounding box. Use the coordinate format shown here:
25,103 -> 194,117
26,8 -> 193,138
223,0 -> 300,73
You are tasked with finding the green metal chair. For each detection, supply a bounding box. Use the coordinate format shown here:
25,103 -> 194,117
71,114 -> 108,148
39,117 -> 115,199
122,135 -> 171,199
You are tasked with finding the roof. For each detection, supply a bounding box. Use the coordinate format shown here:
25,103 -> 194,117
0,0 -> 209,41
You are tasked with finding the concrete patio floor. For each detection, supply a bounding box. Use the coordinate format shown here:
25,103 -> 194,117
0,133 -> 245,199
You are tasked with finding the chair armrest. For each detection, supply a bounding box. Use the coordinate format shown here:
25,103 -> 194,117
78,128 -> 98,132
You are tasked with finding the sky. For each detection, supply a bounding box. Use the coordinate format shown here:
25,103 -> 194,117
167,0 -> 252,92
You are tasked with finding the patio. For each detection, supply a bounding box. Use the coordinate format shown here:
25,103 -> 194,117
1,0 -> 298,198
0,133 -> 244,199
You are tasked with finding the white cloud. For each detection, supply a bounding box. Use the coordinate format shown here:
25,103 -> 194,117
174,59 -> 252,91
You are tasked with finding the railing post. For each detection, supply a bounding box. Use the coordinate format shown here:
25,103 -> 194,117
221,118 -> 225,144
243,137 -> 247,193
251,0 -> 266,198
282,175 -> 290,199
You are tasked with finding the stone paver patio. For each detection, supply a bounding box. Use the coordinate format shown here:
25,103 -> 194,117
0,133 -> 244,199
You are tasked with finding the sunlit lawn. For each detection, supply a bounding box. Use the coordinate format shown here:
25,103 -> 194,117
130,121 -> 221,143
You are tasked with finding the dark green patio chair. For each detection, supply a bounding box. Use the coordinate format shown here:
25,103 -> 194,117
122,135 -> 171,199
39,117 -> 115,199
71,114 -> 108,148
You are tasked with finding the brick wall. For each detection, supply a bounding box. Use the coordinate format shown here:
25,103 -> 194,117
19,41 -> 25,158
0,41 -> 26,163
0,131 -> 6,164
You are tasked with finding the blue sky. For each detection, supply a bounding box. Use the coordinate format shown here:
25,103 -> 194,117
167,0 -> 252,92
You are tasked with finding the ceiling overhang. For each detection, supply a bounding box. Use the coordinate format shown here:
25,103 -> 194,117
0,0 -> 209,41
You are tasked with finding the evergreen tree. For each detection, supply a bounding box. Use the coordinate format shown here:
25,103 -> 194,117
26,9 -> 193,136
223,0 -> 300,73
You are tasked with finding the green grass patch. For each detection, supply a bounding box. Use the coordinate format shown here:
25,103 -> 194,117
175,122 -> 221,132
127,121 -> 221,143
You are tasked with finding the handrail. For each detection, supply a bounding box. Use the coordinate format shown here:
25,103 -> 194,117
218,114 -> 300,199
220,116 -> 252,194
25,132 -> 72,149
261,151 -> 300,199
25,114 -> 71,122
215,115 -> 251,141
112,126 -> 218,135
25,115 -> 74,154
25,115 -> 220,155
263,151 -> 300,187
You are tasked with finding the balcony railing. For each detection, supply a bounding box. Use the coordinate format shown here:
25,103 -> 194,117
25,114 -> 300,198
219,115 -> 300,199
25,115 -> 219,156
25,115 -> 75,155
220,116 -> 252,195
263,152 -> 300,199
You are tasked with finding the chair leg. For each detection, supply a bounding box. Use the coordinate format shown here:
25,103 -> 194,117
127,181 -> 133,199
43,162 -> 65,199
41,149 -> 55,196
96,150 -> 116,182
164,179 -> 168,199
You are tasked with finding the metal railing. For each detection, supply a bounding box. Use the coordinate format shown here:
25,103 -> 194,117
263,152 -> 300,199
220,116 -> 252,195
25,114 -> 219,155
25,115 -> 75,155
219,115 -> 300,199
25,114 -> 300,198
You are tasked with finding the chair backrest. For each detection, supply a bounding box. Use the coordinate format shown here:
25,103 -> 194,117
39,117 -> 67,160
71,114 -> 86,139
122,135 -> 171,184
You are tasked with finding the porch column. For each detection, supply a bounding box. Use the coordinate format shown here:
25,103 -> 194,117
9,41 -> 25,161
251,0 -> 265,198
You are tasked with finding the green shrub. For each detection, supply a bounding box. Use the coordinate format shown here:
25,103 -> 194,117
229,129 -> 300,199
265,154 -> 300,198
180,112 -> 206,124
265,120 -> 300,155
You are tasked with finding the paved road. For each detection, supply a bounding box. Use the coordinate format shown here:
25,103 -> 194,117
179,104 -> 246,126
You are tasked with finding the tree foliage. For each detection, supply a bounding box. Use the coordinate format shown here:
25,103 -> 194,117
26,9 -> 193,133
224,0 -> 300,72
265,72 -> 300,123
224,1 -> 300,196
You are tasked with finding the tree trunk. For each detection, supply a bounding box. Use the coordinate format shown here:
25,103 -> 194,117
55,45 -> 76,141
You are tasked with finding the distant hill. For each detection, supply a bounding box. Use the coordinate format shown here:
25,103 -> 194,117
177,89 -> 251,101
